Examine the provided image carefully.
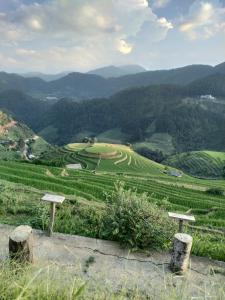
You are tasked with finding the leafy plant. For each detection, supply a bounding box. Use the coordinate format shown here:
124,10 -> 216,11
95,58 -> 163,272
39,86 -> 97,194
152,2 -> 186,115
100,182 -> 176,250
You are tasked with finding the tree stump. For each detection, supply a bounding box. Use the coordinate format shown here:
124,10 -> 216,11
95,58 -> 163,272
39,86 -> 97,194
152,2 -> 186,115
9,225 -> 33,263
170,233 -> 192,274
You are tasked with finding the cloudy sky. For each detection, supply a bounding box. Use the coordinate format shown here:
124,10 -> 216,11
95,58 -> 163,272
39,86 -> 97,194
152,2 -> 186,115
0,0 -> 224,73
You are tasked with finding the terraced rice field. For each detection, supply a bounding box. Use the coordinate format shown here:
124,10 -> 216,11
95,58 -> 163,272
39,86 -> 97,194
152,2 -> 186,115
40,143 -> 165,174
1,144 -> 225,261
0,159 -> 225,230
165,151 -> 225,178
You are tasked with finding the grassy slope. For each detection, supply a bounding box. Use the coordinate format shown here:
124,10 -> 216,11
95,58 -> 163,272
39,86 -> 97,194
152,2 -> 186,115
0,160 -> 225,260
0,143 -> 225,261
64,143 -> 165,174
165,151 -> 225,178
0,111 -> 51,159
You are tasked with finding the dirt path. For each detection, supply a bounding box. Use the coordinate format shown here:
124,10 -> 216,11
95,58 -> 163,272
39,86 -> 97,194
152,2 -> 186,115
0,120 -> 17,135
154,179 -> 207,191
0,224 -> 224,298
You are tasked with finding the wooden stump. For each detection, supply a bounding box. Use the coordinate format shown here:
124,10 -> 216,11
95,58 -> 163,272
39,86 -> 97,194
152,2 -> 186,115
9,225 -> 33,263
170,233 -> 192,274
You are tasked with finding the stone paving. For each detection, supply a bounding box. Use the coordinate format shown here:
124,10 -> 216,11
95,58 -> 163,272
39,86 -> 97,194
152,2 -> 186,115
0,224 -> 224,298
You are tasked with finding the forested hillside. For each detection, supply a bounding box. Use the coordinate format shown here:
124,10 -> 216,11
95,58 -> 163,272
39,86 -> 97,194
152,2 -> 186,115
38,83 -> 225,151
0,74 -> 224,153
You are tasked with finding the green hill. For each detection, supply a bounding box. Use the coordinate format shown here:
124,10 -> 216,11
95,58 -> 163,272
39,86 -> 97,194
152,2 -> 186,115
165,151 -> 225,178
37,143 -> 164,174
0,111 -> 51,161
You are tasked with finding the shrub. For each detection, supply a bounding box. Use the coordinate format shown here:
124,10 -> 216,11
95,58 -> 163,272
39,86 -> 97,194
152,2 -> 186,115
100,183 -> 176,250
206,187 -> 224,196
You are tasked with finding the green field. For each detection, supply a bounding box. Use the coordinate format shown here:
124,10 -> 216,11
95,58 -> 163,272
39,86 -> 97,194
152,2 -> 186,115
0,143 -> 225,261
165,151 -> 225,178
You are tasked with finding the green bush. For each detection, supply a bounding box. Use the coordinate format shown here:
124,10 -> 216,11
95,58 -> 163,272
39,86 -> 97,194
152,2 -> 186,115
100,183 -> 176,250
206,187 -> 224,196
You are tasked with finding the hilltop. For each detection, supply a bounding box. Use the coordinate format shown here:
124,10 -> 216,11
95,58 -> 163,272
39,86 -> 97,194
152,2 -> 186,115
87,64 -> 146,78
38,143 -> 165,174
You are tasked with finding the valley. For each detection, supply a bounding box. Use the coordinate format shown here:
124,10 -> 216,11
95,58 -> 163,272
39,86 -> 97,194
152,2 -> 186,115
0,67 -> 225,266
1,1 -> 225,297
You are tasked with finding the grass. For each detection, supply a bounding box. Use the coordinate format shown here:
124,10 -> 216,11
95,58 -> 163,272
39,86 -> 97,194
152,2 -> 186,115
165,151 -> 225,178
0,260 -> 224,299
0,156 -> 225,260
0,142 -> 224,262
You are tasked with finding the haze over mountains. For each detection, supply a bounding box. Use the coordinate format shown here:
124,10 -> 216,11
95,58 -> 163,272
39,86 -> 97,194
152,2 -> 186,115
21,65 -> 146,82
87,65 -> 146,78
1,62 -> 224,101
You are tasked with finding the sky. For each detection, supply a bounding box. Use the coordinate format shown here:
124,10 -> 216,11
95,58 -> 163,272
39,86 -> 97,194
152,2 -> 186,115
0,0 -> 224,73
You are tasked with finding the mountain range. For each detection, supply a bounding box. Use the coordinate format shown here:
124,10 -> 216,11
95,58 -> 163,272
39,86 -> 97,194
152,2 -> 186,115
1,62 -> 224,100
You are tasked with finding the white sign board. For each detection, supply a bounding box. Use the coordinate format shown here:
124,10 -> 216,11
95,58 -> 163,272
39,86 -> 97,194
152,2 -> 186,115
66,164 -> 82,170
168,212 -> 195,222
41,193 -> 65,204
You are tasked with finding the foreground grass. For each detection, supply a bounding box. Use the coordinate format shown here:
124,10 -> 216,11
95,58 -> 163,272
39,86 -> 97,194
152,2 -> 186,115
0,261 -> 224,300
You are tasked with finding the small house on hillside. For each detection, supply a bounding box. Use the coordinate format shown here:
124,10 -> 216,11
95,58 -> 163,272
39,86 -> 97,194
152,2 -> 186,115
163,168 -> 183,178
66,164 -> 82,170
200,95 -> 216,101
167,170 -> 183,177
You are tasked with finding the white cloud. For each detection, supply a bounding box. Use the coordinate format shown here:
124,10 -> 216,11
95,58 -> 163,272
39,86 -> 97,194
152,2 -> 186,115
28,18 -> 43,30
0,0 -> 174,72
152,0 -> 170,8
114,0 -> 149,10
157,17 -> 173,29
117,39 -> 133,54
16,48 -> 37,56
179,1 -> 225,40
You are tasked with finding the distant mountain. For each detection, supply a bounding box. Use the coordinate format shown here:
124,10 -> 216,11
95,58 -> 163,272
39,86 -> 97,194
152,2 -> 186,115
0,62 -> 225,100
0,90 -> 51,131
48,72 -> 109,99
45,64 -> 217,99
21,72 -> 69,82
187,73 -> 225,97
0,72 -> 47,98
214,62 -> 225,74
87,65 -> 146,78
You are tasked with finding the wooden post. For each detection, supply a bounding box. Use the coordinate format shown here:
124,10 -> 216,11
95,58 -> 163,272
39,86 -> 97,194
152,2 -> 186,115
41,193 -> 65,237
9,225 -> 33,263
170,233 -> 193,274
179,219 -> 184,232
48,202 -> 56,237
